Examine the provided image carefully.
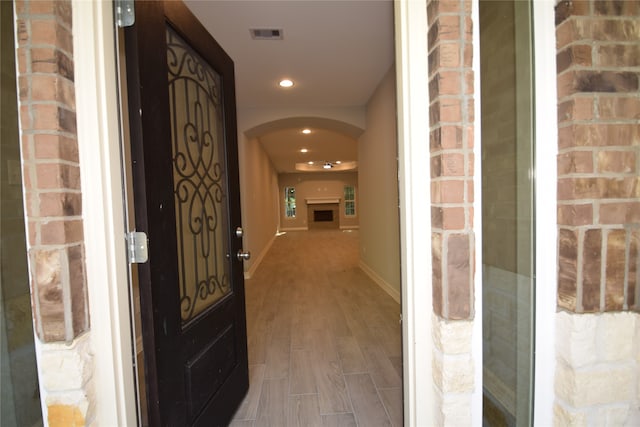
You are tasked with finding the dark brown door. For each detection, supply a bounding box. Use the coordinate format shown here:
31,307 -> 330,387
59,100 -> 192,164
124,1 -> 248,425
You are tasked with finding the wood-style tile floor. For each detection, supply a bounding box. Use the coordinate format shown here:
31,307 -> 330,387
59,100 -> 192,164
231,230 -> 403,427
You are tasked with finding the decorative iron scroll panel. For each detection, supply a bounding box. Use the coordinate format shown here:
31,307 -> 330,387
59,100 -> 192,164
166,26 -> 230,325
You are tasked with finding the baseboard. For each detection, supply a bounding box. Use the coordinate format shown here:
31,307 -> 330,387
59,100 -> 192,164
244,233 -> 277,280
358,260 -> 401,304
279,227 -> 309,232
339,225 -> 360,230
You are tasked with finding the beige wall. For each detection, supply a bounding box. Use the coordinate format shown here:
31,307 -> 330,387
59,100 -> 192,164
278,172 -> 358,230
357,67 -> 401,296
238,135 -> 280,276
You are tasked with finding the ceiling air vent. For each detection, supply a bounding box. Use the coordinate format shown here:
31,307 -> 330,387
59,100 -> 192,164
250,28 -> 284,40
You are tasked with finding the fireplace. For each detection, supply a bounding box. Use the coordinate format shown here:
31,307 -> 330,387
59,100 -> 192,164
306,199 -> 340,229
314,210 -> 333,222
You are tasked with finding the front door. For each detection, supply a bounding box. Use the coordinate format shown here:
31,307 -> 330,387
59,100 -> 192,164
123,1 -> 248,425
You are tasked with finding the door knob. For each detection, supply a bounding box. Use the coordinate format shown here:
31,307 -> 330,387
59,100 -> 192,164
237,250 -> 251,261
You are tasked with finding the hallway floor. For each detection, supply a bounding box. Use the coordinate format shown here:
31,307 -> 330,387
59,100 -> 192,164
231,230 -> 403,427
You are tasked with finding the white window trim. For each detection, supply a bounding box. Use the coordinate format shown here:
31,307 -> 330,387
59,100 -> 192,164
532,1 -> 558,424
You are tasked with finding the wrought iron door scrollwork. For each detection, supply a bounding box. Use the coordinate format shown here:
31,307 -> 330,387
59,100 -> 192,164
166,27 -> 230,324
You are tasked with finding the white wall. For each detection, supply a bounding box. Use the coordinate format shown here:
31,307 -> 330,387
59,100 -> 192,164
237,133 -> 280,278
358,67 -> 401,299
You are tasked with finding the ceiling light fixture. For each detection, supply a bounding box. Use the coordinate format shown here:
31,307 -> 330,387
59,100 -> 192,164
302,129 -> 311,134
323,162 -> 333,169
300,148 -> 308,153
279,79 -> 294,88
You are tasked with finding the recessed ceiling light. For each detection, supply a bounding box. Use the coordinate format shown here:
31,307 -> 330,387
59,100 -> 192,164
335,161 -> 342,164
308,161 -> 314,165
300,148 -> 308,153
279,79 -> 294,88
302,129 -> 311,134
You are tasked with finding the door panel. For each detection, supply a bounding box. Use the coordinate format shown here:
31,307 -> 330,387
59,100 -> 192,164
124,1 -> 248,425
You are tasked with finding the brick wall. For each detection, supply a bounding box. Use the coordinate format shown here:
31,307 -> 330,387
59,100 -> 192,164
554,0 -> 640,424
15,0 -> 87,342
427,0 -> 476,424
556,0 -> 640,313
14,0 -> 94,425
428,0 -> 475,321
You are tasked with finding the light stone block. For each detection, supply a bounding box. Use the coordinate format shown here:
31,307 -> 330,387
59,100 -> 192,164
39,333 -> 93,391
440,393 -> 471,426
555,360 -> 635,407
596,313 -> 636,362
576,405 -> 633,427
556,311 -> 598,368
37,333 -> 96,426
600,405 -> 630,426
633,315 -> 640,364
624,405 -> 640,427
554,401 -> 587,427
433,385 -> 444,427
432,314 -> 473,354
433,351 -> 474,394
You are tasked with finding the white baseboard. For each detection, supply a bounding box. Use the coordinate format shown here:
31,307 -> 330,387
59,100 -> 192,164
340,225 -> 360,230
244,233 -> 277,280
358,260 -> 401,304
279,227 -> 309,232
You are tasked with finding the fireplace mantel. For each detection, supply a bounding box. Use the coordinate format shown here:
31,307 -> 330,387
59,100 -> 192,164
305,198 -> 340,205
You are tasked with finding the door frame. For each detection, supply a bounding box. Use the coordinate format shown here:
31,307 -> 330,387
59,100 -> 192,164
70,0 -> 558,425
72,1 -> 137,425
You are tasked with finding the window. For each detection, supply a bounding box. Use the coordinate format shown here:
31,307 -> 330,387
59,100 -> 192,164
344,185 -> 356,216
284,187 -> 296,218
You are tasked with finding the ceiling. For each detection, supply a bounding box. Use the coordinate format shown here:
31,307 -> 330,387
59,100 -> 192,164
184,0 -> 395,173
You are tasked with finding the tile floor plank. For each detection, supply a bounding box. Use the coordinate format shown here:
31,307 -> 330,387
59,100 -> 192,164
344,373 -> 392,427
254,378 -> 288,427
321,413 -> 357,427
336,336 -> 367,374
287,394 -> 323,427
289,349 -> 317,394
233,364 -> 266,420
378,387 -> 404,427
264,336 -> 291,379
239,231 -> 402,425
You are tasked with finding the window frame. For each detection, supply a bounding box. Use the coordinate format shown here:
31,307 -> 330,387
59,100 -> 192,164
284,186 -> 296,218
344,185 -> 356,217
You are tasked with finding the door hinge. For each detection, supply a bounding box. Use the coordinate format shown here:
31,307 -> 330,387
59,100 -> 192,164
127,231 -> 148,264
115,0 -> 135,28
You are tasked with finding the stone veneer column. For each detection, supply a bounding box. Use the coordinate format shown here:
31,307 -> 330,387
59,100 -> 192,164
427,0 -> 476,424
14,0 -> 94,425
555,0 -> 640,424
